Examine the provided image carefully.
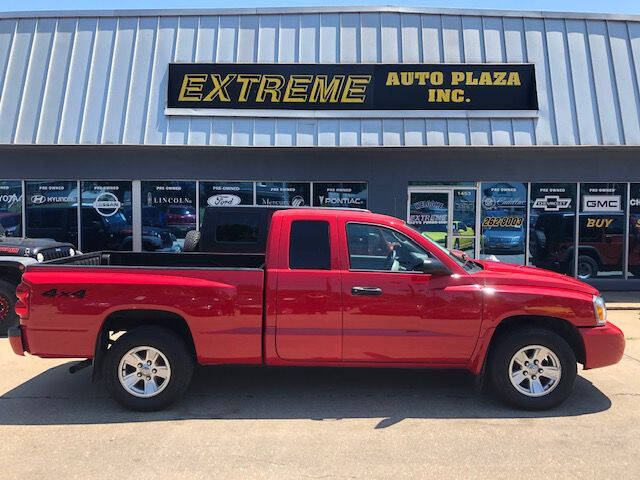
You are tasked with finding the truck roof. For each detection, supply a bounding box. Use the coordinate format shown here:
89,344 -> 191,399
272,208 -> 405,227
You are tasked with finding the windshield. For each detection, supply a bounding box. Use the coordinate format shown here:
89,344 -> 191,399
407,222 -> 482,272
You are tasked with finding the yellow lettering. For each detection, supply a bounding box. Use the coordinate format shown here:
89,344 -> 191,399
586,218 -> 595,228
236,74 -> 261,102
451,72 -> 465,86
507,72 -> 521,86
341,75 -> 371,103
256,75 -> 285,102
283,75 -> 313,102
465,72 -> 478,86
436,89 -> 450,102
430,71 -> 443,86
400,72 -> 414,86
386,72 -> 400,86
494,72 -> 507,86
479,72 -> 492,85
203,74 -> 237,102
451,89 -> 465,102
415,72 -> 430,85
178,74 -> 207,101
309,75 -> 344,103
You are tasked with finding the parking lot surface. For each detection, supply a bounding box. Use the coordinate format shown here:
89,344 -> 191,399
1,310 -> 639,479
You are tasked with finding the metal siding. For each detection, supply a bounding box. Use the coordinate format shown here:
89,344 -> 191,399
1,9 -> 640,147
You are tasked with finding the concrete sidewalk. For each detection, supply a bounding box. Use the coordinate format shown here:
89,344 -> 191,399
602,291 -> 640,310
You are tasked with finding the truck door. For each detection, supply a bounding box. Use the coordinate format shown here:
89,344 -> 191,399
340,221 -> 482,364
274,215 -> 342,361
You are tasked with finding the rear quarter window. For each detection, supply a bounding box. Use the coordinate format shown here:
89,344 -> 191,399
289,220 -> 331,270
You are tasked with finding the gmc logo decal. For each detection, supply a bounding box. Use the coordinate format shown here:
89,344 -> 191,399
583,195 -> 621,212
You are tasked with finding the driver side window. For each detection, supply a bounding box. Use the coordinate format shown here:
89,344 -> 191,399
346,223 -> 431,272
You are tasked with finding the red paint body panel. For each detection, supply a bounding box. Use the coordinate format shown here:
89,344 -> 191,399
579,323 -> 625,369
19,268 -> 264,364
13,208 -> 624,377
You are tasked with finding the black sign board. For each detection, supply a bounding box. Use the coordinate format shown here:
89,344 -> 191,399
168,63 -> 537,111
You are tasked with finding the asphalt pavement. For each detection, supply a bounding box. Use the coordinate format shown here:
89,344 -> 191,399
1,310 -> 639,479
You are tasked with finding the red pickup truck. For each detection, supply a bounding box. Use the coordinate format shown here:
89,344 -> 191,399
8,208 -> 624,411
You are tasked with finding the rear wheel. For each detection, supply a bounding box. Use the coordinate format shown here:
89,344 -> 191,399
0,279 -> 18,336
104,327 -> 194,411
489,328 -> 577,410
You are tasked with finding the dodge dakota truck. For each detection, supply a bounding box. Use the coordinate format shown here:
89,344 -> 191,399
8,208 -> 624,411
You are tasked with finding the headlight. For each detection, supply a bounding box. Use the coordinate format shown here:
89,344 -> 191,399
68,248 -> 76,256
36,253 -> 45,262
593,295 -> 607,326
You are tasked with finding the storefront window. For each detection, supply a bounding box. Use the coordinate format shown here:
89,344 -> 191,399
578,183 -> 627,280
199,181 -> 254,224
0,180 -> 23,237
80,181 -> 132,252
140,181 -> 196,251
313,182 -> 368,209
529,183 -> 577,276
256,182 -> 311,207
627,184 -> 640,279
25,181 -> 78,246
480,182 -> 527,264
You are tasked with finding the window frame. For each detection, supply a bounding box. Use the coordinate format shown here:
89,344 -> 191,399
345,221 -> 432,274
288,219 -> 332,270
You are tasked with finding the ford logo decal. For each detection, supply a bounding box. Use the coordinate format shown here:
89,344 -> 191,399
207,194 -> 242,206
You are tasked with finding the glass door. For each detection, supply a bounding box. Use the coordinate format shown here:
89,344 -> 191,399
407,187 -> 477,257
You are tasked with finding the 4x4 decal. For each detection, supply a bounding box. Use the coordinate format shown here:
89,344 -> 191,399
42,288 -> 86,299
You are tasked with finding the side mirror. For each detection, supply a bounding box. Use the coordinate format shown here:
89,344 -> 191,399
419,258 -> 452,276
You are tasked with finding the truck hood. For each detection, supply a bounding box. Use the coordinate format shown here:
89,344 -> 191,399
474,259 -> 598,295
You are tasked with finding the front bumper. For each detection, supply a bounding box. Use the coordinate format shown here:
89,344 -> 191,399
579,322 -> 625,369
8,325 -> 24,356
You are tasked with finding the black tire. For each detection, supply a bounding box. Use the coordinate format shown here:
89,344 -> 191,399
0,279 -> 19,336
104,327 -> 194,411
182,230 -> 201,252
489,328 -> 577,410
576,255 -> 598,280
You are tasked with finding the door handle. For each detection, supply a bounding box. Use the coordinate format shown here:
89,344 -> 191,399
351,286 -> 383,296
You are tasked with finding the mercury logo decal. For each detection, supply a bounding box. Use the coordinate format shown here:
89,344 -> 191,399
532,195 -> 572,211
93,192 -> 122,217
291,196 -> 305,207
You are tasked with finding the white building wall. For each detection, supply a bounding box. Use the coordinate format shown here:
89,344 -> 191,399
1,7 -> 640,147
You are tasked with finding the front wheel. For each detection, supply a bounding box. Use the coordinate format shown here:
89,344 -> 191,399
104,327 -> 194,411
489,328 -> 577,410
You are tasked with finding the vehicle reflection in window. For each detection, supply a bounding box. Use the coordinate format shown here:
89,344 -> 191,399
25,181 -> 78,246
480,182 -> 527,265
630,184 -> 640,279
0,180 -> 22,237
140,181 -> 196,252
578,183 -> 626,280
529,183 -> 577,277
346,223 -> 431,272
81,181 -> 133,252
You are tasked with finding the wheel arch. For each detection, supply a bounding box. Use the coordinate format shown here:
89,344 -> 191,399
487,315 -> 585,367
92,309 -> 197,381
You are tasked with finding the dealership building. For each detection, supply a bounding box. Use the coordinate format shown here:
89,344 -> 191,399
2,5 -> 640,287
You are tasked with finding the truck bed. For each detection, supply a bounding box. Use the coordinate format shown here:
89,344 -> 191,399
45,251 -> 265,269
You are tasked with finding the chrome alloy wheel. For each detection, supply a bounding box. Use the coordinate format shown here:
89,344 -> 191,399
118,346 -> 171,398
508,345 -> 562,397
